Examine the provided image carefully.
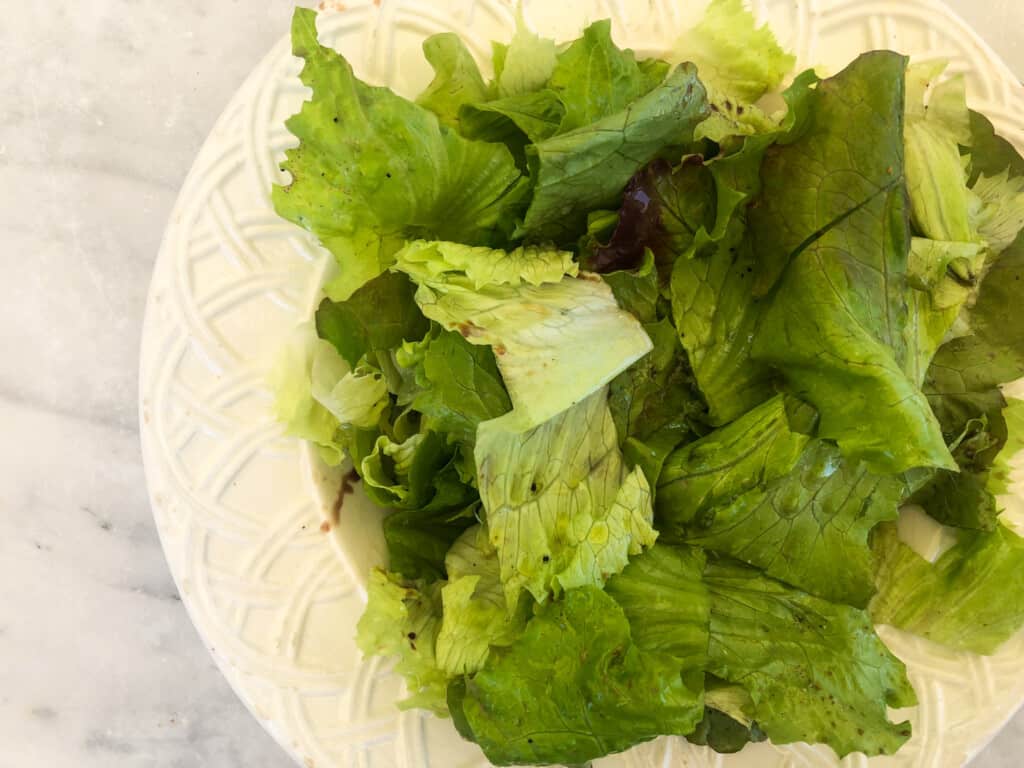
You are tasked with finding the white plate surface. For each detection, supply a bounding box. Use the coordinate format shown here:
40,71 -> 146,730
139,1 -> 1024,766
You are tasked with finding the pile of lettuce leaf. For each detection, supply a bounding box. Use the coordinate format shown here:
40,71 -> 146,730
271,1 -> 1024,764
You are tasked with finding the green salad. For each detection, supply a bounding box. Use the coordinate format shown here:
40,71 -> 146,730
271,1 -> 1024,763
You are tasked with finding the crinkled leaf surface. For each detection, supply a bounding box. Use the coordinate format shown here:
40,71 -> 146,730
458,586 -> 704,766
705,559 -> 916,756
748,52 -> 953,474
274,9 -> 525,298
475,390 -> 657,604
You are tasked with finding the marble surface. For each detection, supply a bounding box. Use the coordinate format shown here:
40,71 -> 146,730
0,1 -> 1021,766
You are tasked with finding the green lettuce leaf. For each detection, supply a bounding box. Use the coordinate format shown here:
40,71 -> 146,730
309,342 -> 388,429
459,90 -> 564,147
493,11 -> 558,98
270,327 -> 343,464
604,543 -> 709,667
547,20 -> 668,133
687,704 -> 766,754
397,327 -> 511,444
394,241 -> 652,432
435,525 -> 529,676
672,0 -> 795,105
904,61 -> 973,243
476,390 -> 657,604
904,237 -> 987,385
458,586 -> 704,766
658,395 -> 903,607
705,558 -> 915,756
909,410 -> 1006,531
356,569 -> 448,714
871,522 -> 1024,654
382,502 -> 478,583
315,271 -> 430,368
748,52 -> 953,474
517,64 -> 709,243
971,168 -> 1024,254
925,235 -> 1024,435
600,247 -> 660,322
991,398 -> 1024,495
274,9 -> 526,299
356,423 -> 479,580
395,239 -> 576,289
416,33 -> 489,131
671,0 -> 794,145
609,318 -> 707,485
675,440 -> 902,608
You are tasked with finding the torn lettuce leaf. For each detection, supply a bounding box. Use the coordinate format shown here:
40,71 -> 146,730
517,64 -> 709,243
494,11 -> 558,98
459,90 -> 565,147
457,586 -> 704,766
671,0 -> 794,144
600,247 -> 660,323
396,327 -> 511,445
356,569 -> 448,714
395,239 -> 576,289
604,543 -> 710,668
672,0 -> 795,105
436,525 -> 529,676
657,395 -> 904,607
871,522 -> 1024,654
546,20 -> 668,133
416,33 -> 489,131
393,241 -> 652,432
309,341 -> 389,429
687,704 -> 766,754
925,235 -> 1024,436
904,61 -> 974,243
747,51 -> 953,474
475,389 -> 657,605
274,9 -> 526,299
971,168 -> 1024,255
315,271 -> 430,368
705,558 -> 916,756
909,410 -> 1006,531
904,237 -> 988,385
270,326 -> 344,464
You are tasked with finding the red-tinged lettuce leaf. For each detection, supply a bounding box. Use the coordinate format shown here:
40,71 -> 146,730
517,64 -> 708,244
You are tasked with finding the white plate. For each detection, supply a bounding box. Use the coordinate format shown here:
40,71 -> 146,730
139,1 -> 1024,766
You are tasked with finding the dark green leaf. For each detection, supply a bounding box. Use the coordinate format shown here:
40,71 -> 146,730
747,52 -> 952,474
658,396 -> 902,607
461,586 -> 704,766
315,271 -> 430,367
705,558 -> 916,757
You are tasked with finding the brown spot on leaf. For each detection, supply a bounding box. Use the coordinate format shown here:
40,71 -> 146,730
320,521 -> 331,533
